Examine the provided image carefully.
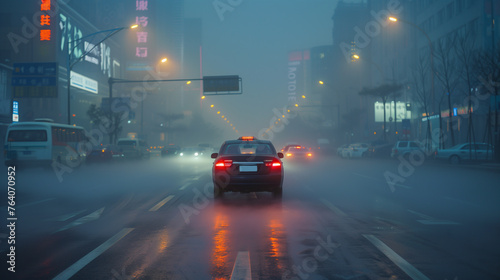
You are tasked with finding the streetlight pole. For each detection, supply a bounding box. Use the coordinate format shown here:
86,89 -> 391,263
66,25 -> 138,125
388,16 -> 435,113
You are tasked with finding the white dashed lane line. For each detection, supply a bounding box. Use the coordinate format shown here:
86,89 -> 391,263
320,198 -> 347,217
179,182 -> 191,190
230,251 -> 252,280
363,234 -> 430,280
52,228 -> 134,280
55,207 -> 105,233
149,195 -> 174,212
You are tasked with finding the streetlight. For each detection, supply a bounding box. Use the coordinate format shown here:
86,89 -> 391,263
67,24 -> 138,125
388,16 -> 435,112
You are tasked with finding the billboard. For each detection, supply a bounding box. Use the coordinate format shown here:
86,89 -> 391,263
374,101 -> 411,122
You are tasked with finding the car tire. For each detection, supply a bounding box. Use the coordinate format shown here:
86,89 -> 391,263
272,186 -> 282,198
213,183 -> 224,198
449,155 -> 460,165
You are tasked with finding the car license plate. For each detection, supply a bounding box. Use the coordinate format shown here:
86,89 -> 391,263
239,165 -> 257,172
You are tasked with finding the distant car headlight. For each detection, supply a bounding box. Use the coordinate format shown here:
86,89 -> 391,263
194,152 -> 199,156
180,152 -> 184,156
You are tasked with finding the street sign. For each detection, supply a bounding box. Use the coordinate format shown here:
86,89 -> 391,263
12,62 -> 58,98
13,62 -> 57,76
203,75 -> 241,95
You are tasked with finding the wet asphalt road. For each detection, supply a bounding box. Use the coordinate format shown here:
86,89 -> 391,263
0,155 -> 499,280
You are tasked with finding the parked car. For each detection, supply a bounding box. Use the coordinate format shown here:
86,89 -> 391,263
391,141 -> 422,158
341,143 -> 370,158
337,144 -> 349,158
435,143 -> 494,164
368,141 -> 394,158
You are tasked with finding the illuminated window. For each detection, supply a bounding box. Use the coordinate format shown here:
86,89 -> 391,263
135,47 -> 148,57
41,0 -> 51,11
136,0 -> 148,11
137,32 -> 148,43
40,15 -> 50,26
40,29 -> 51,41
135,16 -> 148,27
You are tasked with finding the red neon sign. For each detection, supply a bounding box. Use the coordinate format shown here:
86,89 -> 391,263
40,0 -> 51,41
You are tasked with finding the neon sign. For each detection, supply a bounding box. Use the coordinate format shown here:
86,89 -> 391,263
40,0 -> 51,41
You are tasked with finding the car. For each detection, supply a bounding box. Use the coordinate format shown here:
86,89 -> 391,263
435,143 -> 494,164
116,138 -> 150,160
283,146 -> 313,160
161,145 -> 180,157
391,141 -> 422,158
368,141 -> 394,158
280,143 -> 301,154
211,136 -> 284,197
86,145 -> 125,164
337,144 -> 349,157
179,146 -> 205,158
341,143 -> 370,158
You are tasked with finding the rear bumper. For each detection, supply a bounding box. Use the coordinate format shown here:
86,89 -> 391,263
213,172 -> 283,193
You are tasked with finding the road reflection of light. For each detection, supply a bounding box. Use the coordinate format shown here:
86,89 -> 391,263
211,212 -> 230,278
130,228 -> 170,278
268,218 -> 286,271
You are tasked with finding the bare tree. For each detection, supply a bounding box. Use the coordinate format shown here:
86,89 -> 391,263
475,44 -> 500,161
434,35 -> 461,147
411,54 -> 432,151
455,29 -> 478,158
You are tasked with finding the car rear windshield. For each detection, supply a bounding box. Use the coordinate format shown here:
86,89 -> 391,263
117,140 -> 137,146
8,130 -> 47,142
222,143 -> 274,155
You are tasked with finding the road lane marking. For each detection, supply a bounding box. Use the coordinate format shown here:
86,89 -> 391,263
55,208 -> 105,233
417,220 -> 460,225
193,175 -> 202,180
352,172 -> 412,189
230,251 -> 252,280
408,210 -> 460,225
18,197 -> 56,208
320,198 -> 347,217
179,182 -> 191,190
407,210 -> 434,220
47,209 -> 87,222
363,234 -> 430,280
149,195 -> 174,211
53,228 -> 134,280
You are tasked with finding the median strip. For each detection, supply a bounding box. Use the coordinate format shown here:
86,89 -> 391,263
149,195 -> 174,212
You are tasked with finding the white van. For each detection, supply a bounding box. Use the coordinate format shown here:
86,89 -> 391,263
116,138 -> 150,159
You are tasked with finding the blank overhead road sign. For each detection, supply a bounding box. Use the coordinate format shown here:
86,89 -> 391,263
203,75 -> 242,95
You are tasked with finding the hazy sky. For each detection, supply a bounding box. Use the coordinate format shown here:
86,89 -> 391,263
184,0 -> 337,137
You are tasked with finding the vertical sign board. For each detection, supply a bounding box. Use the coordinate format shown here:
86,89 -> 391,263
12,101 -> 19,122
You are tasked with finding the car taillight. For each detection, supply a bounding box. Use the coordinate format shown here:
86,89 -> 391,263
307,153 -> 312,157
265,159 -> 281,167
215,159 -> 232,168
